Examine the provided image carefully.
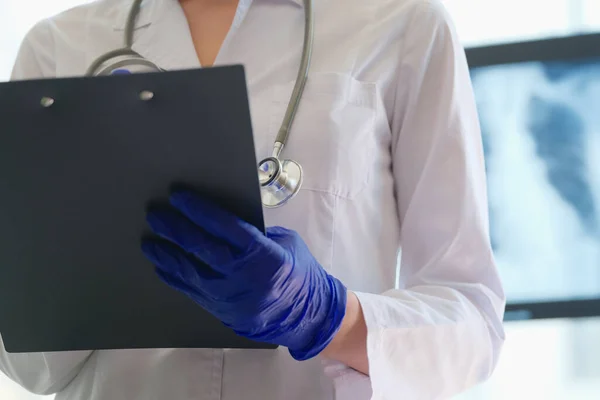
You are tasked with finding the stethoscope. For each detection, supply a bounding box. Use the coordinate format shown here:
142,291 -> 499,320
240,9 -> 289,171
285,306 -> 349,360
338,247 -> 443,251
86,0 -> 314,208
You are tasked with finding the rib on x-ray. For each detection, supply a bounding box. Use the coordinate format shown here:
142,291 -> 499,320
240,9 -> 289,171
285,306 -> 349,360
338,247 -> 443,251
471,58 -> 600,303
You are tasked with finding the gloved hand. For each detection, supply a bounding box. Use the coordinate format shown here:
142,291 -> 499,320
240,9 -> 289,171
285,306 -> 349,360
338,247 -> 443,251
141,190 -> 347,361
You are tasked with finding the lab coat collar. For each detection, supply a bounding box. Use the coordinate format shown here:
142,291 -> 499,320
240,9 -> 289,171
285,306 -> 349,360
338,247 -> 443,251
113,0 -> 304,31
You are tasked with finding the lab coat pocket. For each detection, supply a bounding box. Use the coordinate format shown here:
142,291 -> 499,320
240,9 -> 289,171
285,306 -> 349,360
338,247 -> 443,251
267,73 -> 377,199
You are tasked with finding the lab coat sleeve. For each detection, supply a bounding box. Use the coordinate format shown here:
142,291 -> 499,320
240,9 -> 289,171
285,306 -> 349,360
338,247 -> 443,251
0,335 -> 93,396
9,19 -> 56,81
0,20 -> 94,396
353,2 -> 506,399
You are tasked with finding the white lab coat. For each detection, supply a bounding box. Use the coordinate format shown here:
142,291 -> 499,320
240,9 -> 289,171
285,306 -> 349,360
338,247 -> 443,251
1,0 -> 506,399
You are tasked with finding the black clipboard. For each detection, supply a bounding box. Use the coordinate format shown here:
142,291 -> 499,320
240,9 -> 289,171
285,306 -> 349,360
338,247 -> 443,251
0,66 -> 276,353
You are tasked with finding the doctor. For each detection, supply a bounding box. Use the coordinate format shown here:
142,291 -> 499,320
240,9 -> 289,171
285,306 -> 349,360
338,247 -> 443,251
1,0 -> 506,399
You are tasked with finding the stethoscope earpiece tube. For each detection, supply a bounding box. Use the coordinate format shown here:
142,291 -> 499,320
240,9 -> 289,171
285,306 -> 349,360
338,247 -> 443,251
272,0 -> 314,157
259,0 -> 313,207
125,0 -> 144,48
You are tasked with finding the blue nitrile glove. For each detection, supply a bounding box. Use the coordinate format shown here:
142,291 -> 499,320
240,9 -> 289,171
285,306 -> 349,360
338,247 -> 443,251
141,190 -> 347,361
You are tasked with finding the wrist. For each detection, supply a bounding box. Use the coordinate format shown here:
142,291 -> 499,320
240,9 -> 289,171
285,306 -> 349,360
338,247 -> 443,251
288,275 -> 347,361
320,291 -> 369,375
321,290 -> 361,356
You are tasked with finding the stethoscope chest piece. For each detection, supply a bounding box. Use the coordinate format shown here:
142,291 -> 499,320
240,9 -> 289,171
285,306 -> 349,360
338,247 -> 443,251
258,157 -> 303,208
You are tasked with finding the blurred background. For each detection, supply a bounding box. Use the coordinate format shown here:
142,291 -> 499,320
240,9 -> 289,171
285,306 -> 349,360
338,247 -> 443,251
1,0 -> 599,399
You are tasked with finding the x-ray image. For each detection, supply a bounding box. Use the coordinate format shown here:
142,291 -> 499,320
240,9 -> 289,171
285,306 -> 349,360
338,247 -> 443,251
471,57 -> 600,303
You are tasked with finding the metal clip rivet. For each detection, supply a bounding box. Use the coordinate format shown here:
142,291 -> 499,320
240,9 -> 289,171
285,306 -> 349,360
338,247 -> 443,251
139,90 -> 154,101
40,97 -> 55,108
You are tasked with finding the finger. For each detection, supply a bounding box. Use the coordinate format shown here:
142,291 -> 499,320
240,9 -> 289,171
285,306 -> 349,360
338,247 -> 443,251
141,238 -> 224,284
154,268 -> 215,309
145,239 -> 234,302
146,207 -> 237,267
154,267 -> 197,296
169,190 -> 262,250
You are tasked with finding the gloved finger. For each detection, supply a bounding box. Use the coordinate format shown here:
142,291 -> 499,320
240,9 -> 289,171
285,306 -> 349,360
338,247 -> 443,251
146,207 -> 238,267
154,268 -> 214,309
158,268 -> 241,328
141,238 -> 224,285
169,190 -> 262,250
265,226 -> 296,244
145,239 -> 237,302
154,267 -> 197,296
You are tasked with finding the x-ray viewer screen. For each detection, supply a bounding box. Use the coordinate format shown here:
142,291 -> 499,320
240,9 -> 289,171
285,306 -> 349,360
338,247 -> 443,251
471,57 -> 600,303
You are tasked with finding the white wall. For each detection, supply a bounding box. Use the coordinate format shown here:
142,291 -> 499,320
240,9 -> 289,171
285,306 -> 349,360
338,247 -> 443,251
456,319 -> 600,400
